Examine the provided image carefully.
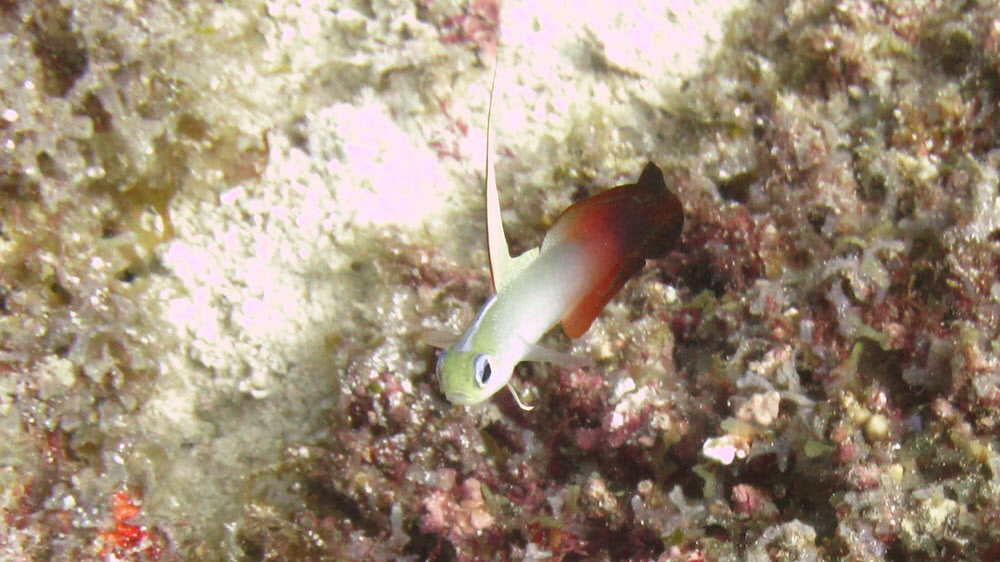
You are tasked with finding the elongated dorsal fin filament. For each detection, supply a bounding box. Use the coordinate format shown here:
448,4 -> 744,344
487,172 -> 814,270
485,61 -> 539,293
484,63 -> 507,293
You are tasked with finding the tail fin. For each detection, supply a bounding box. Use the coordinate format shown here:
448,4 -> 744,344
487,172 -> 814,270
543,162 -> 684,260
633,162 -> 684,259
544,162 -> 685,338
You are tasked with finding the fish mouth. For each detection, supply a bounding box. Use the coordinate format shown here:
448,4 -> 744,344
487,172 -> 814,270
444,390 -> 475,405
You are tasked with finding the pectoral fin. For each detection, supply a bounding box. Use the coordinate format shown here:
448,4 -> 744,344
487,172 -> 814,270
521,340 -> 594,369
423,328 -> 461,349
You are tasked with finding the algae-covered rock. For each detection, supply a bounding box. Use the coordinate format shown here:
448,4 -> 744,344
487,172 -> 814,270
6,0 -> 1000,559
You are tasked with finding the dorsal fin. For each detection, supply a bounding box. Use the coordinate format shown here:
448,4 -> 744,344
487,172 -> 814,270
485,63 -> 539,293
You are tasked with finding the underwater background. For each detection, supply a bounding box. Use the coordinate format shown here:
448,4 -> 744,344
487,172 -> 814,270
3,0 -> 1000,559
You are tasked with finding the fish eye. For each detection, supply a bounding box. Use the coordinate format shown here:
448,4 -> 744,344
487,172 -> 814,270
473,354 -> 492,387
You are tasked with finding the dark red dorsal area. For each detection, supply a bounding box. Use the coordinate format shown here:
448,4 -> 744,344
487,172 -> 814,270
543,162 -> 684,338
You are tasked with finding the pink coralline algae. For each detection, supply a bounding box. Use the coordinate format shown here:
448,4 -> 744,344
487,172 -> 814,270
420,477 -> 496,542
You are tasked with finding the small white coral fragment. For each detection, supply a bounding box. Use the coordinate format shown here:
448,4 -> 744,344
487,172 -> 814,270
703,435 -> 748,465
735,391 -> 781,427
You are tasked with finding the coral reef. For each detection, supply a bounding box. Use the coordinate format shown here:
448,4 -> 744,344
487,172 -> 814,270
4,0 -> 1000,559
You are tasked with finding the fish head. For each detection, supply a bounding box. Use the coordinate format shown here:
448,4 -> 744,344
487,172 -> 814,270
436,349 -> 509,405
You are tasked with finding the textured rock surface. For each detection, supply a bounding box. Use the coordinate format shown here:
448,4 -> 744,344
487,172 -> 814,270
4,0 -> 1000,559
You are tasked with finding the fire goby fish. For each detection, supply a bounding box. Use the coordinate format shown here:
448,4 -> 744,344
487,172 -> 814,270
436,87 -> 684,409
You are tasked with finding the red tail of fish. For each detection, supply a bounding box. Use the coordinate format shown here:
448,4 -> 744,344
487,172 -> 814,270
632,163 -> 684,259
543,162 -> 684,338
